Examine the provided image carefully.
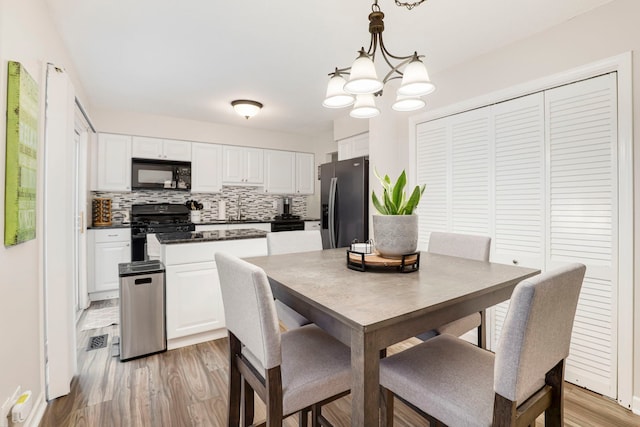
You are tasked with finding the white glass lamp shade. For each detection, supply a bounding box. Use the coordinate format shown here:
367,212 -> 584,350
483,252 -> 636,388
231,100 -> 263,119
350,94 -> 380,119
392,94 -> 426,112
397,57 -> 435,97
344,52 -> 383,95
322,74 -> 355,108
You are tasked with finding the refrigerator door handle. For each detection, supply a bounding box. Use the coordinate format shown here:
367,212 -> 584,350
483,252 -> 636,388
328,177 -> 337,248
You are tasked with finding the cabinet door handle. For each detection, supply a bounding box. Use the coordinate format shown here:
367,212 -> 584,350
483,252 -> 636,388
107,234 -> 118,237
512,259 -> 519,265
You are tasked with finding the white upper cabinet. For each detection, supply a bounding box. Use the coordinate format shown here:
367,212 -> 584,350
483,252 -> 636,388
264,150 -> 296,194
132,136 -> 191,161
191,142 -> 223,193
338,132 -> 369,161
96,133 -> 132,192
295,152 -> 315,194
263,150 -> 315,195
222,146 -> 264,185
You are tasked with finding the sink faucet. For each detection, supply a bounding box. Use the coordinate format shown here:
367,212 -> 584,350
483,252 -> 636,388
236,195 -> 242,221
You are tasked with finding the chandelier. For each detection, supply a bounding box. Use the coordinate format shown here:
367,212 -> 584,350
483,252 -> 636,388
322,0 -> 435,118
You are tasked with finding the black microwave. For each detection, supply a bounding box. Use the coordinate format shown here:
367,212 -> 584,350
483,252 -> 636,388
131,158 -> 191,190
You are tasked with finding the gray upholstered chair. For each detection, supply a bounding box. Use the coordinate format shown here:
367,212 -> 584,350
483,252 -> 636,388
215,252 -> 350,427
417,231 -> 492,347
379,263 -> 586,427
267,230 -> 322,330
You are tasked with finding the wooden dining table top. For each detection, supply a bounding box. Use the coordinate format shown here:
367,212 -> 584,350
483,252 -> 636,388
245,248 -> 540,426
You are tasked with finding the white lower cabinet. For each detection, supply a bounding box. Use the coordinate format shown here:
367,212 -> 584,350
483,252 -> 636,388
88,228 -> 131,301
304,221 -> 320,231
162,237 -> 268,349
165,262 -> 225,340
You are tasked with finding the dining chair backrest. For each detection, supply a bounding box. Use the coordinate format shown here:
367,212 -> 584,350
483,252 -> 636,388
215,251 -> 282,370
267,230 -> 323,255
428,231 -> 491,261
494,263 -> 585,403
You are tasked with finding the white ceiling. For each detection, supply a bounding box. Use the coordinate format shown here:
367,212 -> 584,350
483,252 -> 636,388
45,0 -> 613,136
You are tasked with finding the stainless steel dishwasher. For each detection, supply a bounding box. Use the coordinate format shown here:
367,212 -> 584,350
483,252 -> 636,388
118,260 -> 166,361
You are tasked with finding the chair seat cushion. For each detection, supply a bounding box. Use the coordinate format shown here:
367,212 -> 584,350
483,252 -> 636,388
275,299 -> 311,330
280,325 -> 351,415
380,334 -> 495,427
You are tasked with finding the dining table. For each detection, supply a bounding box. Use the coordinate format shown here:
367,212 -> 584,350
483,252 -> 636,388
245,248 -> 540,426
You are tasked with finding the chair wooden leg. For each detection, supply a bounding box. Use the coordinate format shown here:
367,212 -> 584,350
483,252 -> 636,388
228,334 -> 242,427
311,405 -> 321,427
298,408 -> 309,427
243,379 -> 255,427
380,386 -> 394,427
478,310 -> 487,349
493,392 -> 517,427
545,360 -> 565,427
265,367 -> 284,427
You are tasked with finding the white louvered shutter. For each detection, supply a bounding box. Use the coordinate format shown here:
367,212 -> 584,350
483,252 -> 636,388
415,120 -> 449,251
545,73 -> 618,399
488,93 -> 546,349
449,108 -> 491,236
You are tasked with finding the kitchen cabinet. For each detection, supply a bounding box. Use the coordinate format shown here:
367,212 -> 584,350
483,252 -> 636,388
132,136 -> 191,161
304,221 -> 321,231
88,228 -> 131,301
295,152 -> 315,194
264,150 -> 296,194
222,146 -> 263,184
96,133 -> 132,191
263,150 -> 315,195
191,142 -> 223,193
337,132 -> 369,161
161,237 -> 268,349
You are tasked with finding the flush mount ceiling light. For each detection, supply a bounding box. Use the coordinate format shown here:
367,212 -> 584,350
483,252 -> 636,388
323,0 -> 435,117
231,100 -> 263,119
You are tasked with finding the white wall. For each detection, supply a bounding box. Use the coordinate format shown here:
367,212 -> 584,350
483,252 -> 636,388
389,0 -> 639,410
0,0 -> 90,418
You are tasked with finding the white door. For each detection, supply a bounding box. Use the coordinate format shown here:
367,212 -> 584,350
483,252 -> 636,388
545,73 -> 618,399
488,92 -> 546,347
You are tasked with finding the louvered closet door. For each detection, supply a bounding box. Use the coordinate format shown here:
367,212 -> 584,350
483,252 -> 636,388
489,93 -> 546,350
449,108 -> 491,236
545,73 -> 618,399
415,120 -> 449,250
415,107 -> 491,249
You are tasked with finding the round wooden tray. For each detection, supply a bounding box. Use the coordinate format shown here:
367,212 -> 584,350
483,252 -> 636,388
348,252 -> 418,266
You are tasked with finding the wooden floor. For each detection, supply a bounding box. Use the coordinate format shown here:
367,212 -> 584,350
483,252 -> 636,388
40,300 -> 640,426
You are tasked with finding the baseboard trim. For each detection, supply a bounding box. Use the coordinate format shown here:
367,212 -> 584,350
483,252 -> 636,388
632,395 -> 640,416
25,392 -> 46,427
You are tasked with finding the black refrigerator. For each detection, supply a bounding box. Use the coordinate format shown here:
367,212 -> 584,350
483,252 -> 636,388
320,157 -> 369,249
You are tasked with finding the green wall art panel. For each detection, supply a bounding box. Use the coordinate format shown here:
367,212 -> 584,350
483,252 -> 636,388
5,61 -> 38,246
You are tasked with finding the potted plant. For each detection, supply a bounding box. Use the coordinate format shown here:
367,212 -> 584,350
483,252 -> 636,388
371,169 -> 425,258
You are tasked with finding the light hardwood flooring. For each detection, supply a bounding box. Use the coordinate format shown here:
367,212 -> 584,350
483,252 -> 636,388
40,300 -> 640,426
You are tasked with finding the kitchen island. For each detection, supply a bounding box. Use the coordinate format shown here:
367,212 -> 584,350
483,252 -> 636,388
155,228 -> 268,349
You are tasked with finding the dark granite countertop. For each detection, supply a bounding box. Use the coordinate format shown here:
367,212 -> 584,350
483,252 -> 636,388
195,219 -> 271,225
88,222 -> 131,230
156,228 -> 268,244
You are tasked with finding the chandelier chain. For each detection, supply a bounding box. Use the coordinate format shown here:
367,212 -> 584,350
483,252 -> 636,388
394,0 -> 426,10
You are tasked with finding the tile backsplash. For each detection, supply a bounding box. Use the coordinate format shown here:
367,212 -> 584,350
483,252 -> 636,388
93,186 -> 307,223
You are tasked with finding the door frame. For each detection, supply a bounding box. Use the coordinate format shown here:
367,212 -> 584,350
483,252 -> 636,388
409,52 -> 633,409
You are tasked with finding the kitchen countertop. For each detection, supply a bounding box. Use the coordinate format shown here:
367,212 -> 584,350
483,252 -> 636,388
87,222 -> 131,229
156,228 -> 268,244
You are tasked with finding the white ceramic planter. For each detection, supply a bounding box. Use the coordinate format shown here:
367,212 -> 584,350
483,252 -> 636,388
372,214 -> 418,258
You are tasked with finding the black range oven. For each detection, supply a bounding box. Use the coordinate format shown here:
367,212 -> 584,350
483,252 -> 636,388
271,214 -> 304,232
130,203 -> 195,261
